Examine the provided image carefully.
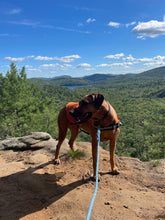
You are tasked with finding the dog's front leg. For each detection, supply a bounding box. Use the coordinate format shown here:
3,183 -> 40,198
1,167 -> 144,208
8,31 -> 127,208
68,125 -> 79,151
109,137 -> 120,175
55,140 -> 63,164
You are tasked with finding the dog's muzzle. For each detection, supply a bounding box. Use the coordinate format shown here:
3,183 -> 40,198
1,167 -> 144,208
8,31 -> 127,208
69,108 -> 92,125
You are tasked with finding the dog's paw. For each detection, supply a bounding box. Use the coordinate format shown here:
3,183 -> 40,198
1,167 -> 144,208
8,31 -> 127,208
111,168 -> 120,175
54,159 -> 60,165
90,175 -> 101,182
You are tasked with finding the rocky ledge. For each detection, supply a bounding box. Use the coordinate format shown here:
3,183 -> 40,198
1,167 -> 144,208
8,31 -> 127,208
0,132 -> 55,150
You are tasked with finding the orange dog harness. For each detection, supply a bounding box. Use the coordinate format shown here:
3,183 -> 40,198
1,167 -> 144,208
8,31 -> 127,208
66,102 -> 79,124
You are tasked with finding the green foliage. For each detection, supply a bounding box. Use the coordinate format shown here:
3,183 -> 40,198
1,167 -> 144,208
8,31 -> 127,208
0,63 -> 56,139
149,160 -> 161,167
29,77 -> 90,86
67,149 -> 87,159
0,63 -> 165,162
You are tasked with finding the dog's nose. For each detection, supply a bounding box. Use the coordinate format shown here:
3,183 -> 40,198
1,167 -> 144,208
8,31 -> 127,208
69,109 -> 74,117
69,108 -> 81,118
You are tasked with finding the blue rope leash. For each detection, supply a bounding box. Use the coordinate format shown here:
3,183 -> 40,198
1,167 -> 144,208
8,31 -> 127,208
86,129 -> 100,220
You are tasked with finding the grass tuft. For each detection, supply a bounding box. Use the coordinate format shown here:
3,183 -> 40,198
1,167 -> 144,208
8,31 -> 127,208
67,149 -> 87,159
150,160 -> 161,167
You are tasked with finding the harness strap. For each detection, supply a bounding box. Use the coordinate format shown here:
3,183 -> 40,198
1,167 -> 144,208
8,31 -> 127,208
94,121 -> 123,131
79,128 -> 89,135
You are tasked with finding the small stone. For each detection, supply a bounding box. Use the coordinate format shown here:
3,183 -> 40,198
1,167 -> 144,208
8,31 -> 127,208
123,205 -> 128,209
104,201 -> 111,205
103,158 -> 107,161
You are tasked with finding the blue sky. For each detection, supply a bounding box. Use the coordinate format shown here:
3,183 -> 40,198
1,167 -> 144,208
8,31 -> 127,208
1,0 -> 165,78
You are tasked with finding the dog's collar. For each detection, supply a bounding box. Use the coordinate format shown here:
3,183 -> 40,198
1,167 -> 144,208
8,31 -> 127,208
93,101 -> 111,127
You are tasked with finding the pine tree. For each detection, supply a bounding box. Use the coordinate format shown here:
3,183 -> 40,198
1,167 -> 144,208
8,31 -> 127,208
0,63 -> 52,139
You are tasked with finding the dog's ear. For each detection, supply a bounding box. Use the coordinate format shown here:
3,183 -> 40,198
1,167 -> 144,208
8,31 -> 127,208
91,93 -> 105,110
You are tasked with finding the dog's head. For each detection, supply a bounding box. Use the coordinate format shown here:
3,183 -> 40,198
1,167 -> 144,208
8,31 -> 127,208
69,93 -> 104,124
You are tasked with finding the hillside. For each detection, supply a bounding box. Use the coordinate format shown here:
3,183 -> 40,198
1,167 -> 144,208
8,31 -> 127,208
83,73 -> 118,81
29,77 -> 91,87
29,66 -> 165,87
137,66 -> 165,79
0,136 -> 164,220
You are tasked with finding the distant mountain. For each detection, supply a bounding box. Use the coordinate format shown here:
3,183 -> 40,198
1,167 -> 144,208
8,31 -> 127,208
83,66 -> 165,81
29,66 -> 165,87
137,66 -> 165,79
83,73 -> 118,81
52,75 -> 72,79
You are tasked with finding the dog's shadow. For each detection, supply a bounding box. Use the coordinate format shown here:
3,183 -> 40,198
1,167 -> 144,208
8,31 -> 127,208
0,160 -> 84,220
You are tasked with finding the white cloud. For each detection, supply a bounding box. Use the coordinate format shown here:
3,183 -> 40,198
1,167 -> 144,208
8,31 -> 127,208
62,64 -> 72,67
39,63 -> 72,69
77,63 -> 91,68
154,55 -> 165,61
164,15 -> 165,21
0,34 -> 9,37
133,19 -> 165,38
0,65 -> 10,68
50,71 -> 57,74
78,22 -> 83,27
123,54 -> 135,61
74,6 -> 97,12
141,55 -> 165,67
39,64 -> 61,68
27,68 -> 41,72
9,20 -> 91,33
4,55 -> 35,62
143,61 -> 165,67
105,53 -> 124,59
35,56 -> 54,61
126,21 -> 136,28
55,55 -> 81,63
137,35 -> 146,40
4,57 -> 25,62
25,65 -> 32,68
108,21 -> 120,28
27,55 -> 35,59
9,20 -> 55,29
9,20 -> 40,27
123,55 -> 165,64
55,26 -> 91,34
96,63 -> 110,67
110,62 -> 132,67
86,18 -> 96,23
96,54 -> 165,71
137,57 -> 153,62
7,8 -> 22,15
97,62 -> 132,68
35,55 -> 81,62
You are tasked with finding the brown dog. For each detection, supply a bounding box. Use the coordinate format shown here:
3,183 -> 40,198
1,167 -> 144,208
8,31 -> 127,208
55,93 -> 121,178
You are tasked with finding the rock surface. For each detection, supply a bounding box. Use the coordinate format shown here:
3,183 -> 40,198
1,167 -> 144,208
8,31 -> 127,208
0,135 -> 165,220
0,132 -> 53,150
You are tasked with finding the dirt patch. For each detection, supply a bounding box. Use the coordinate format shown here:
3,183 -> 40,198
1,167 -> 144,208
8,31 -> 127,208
0,141 -> 164,220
